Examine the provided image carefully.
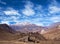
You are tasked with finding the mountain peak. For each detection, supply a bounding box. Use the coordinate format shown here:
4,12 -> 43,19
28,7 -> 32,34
14,22 -> 32,26
0,24 -> 16,33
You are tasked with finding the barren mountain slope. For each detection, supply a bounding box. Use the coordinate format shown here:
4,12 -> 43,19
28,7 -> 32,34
43,22 -> 60,40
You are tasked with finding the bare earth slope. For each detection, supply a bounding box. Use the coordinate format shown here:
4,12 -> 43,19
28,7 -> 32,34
43,22 -> 60,40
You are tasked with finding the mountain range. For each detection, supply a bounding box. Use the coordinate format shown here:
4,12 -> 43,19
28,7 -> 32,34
0,23 -> 46,42
10,22 -> 47,34
0,22 -> 60,41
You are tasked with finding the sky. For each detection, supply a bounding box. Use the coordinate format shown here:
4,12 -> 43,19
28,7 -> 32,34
0,0 -> 60,26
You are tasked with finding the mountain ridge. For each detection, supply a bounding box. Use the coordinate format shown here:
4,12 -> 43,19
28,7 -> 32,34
10,23 -> 47,33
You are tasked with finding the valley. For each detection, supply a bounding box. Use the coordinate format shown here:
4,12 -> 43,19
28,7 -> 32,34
0,22 -> 60,44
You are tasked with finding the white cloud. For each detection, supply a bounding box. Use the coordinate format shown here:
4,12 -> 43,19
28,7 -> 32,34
1,21 -> 9,24
49,6 -> 60,14
0,0 -> 6,5
1,0 -> 60,26
0,17 -> 21,25
22,8 -> 35,16
48,0 -> 60,14
3,8 -> 20,15
25,1 -> 34,8
46,0 -> 60,24
15,22 -> 32,26
34,23 -> 44,26
0,15 -> 21,24
0,7 -> 21,24
50,0 -> 58,6
50,16 -> 60,22
0,7 -> 5,15
35,5 -> 42,11
22,1 -> 35,16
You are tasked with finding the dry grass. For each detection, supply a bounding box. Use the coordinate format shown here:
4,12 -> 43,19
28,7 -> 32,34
0,41 -> 60,44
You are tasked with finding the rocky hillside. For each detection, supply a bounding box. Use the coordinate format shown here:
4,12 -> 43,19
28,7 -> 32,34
17,32 -> 47,43
0,24 -> 16,40
0,24 -> 16,33
43,22 -> 60,40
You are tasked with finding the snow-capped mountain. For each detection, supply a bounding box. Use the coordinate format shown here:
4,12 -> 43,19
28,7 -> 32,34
10,22 -> 47,33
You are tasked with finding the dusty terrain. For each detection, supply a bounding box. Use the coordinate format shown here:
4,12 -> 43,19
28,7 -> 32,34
0,41 -> 60,44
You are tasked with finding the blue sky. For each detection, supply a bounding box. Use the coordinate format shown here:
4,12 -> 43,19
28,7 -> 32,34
0,0 -> 60,26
